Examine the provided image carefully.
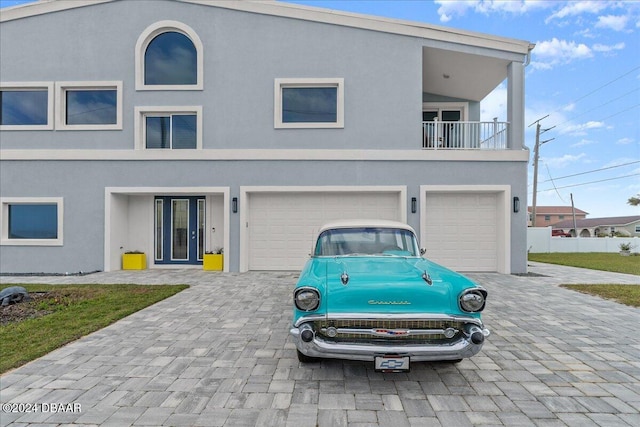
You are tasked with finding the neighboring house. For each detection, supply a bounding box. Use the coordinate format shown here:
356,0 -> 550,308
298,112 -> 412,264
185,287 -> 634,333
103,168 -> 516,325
528,206 -> 588,227
0,0 -> 533,274
553,216 -> 640,238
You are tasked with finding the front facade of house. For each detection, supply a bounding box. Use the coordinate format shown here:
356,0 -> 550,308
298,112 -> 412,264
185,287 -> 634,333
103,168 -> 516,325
527,206 -> 588,227
553,216 -> 640,238
0,0 -> 532,274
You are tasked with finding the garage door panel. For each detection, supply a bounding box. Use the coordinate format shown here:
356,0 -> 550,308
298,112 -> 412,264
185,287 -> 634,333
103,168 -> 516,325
424,192 -> 498,272
248,191 -> 401,270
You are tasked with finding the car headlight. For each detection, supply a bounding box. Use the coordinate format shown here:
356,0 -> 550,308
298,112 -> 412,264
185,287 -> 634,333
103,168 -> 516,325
459,288 -> 487,312
294,287 -> 320,311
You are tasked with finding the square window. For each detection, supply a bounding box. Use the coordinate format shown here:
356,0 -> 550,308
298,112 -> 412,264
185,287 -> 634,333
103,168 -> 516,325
0,83 -> 54,130
65,89 -> 117,125
275,78 -> 344,129
135,106 -> 202,150
9,204 -> 58,239
282,87 -> 337,123
1,198 -> 63,246
145,114 -> 197,149
56,81 -> 122,130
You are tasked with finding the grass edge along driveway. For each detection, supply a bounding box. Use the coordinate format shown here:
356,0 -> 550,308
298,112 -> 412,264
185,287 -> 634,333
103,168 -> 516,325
529,252 -> 639,309
0,283 -> 188,373
528,252 -> 640,276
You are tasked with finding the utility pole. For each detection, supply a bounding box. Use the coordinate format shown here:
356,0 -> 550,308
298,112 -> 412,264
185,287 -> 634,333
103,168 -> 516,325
529,115 -> 554,227
570,193 -> 578,238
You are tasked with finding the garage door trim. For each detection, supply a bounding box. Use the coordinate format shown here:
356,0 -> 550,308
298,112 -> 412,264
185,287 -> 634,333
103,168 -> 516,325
239,186 -> 407,272
419,185 -> 511,274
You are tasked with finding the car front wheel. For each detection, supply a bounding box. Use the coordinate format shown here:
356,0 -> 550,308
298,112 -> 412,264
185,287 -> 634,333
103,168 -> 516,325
297,350 -> 320,363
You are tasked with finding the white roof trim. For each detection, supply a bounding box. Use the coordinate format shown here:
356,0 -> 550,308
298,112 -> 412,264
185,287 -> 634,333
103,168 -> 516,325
318,219 -> 416,235
1,0 -> 533,55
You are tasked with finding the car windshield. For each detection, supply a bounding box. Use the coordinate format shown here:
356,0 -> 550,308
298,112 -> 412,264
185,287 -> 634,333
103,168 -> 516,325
314,227 -> 420,257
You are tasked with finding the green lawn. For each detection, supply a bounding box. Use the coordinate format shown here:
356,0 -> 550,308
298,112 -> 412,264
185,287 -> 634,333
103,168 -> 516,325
528,252 -> 640,276
560,284 -> 640,308
0,284 -> 188,373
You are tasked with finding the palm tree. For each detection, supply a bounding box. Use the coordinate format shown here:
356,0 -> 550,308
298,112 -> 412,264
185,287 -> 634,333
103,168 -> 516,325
628,194 -> 640,206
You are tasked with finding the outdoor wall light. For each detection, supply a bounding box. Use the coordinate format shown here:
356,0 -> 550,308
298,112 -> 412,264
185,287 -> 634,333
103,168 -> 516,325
513,196 -> 520,213
411,197 -> 417,214
232,197 -> 238,213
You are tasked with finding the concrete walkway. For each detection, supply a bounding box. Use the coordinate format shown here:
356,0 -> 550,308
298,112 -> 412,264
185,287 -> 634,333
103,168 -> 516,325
1,264 -> 638,426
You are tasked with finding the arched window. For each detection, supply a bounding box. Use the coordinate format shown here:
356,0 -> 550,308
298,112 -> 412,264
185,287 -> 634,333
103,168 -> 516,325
136,21 -> 203,90
145,32 -> 197,85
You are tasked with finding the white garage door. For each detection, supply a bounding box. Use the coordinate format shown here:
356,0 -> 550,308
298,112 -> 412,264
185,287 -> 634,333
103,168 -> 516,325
248,191 -> 402,270
424,193 -> 498,272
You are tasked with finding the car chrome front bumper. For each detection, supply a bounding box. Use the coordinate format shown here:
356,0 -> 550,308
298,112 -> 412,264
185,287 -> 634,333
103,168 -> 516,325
290,319 -> 490,362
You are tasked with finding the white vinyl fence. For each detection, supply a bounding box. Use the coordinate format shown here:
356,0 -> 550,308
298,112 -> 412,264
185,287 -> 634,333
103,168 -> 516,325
528,227 -> 639,253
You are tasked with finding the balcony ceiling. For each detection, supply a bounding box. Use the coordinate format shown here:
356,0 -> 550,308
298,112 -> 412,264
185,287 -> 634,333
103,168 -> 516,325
423,46 -> 511,102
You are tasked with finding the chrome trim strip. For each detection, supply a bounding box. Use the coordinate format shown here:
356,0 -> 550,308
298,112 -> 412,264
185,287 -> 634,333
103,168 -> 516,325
294,312 -> 483,328
291,326 -> 490,362
322,327 -> 458,337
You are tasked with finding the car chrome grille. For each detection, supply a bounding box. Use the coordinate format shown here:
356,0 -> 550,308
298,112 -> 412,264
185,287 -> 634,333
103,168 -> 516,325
312,318 -> 465,344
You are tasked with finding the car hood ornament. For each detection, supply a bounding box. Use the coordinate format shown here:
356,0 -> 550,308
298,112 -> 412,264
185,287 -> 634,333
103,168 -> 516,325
340,271 -> 349,285
422,271 -> 433,286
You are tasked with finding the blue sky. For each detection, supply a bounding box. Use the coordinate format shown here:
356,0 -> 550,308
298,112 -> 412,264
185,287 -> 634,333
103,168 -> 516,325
2,0 -> 639,218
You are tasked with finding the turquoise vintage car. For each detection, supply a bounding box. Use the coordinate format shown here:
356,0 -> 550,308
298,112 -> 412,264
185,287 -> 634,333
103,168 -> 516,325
290,220 -> 489,371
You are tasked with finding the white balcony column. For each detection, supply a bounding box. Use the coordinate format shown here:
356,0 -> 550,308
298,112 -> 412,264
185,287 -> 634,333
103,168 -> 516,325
507,61 -> 525,150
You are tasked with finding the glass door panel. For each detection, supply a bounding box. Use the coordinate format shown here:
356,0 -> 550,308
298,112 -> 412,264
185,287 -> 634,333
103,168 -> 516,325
155,196 -> 205,265
172,199 -> 189,260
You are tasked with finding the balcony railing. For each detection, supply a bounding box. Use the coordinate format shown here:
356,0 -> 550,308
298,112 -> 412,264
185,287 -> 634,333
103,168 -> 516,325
422,119 -> 508,150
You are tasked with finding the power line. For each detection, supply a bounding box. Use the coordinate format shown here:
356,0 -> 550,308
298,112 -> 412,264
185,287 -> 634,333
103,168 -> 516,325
545,164 -> 566,203
538,173 -> 640,192
533,160 -> 640,185
549,64 -> 640,117
553,88 -> 640,131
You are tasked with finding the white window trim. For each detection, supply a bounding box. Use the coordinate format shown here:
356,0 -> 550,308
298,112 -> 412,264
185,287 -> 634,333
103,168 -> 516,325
422,102 -> 469,121
55,81 -> 123,130
1,197 -> 64,246
134,106 -> 203,150
135,20 -> 204,91
274,78 -> 344,129
0,82 -> 54,131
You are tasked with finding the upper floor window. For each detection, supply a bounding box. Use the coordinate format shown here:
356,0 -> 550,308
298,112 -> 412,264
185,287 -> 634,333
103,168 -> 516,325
274,78 -> 344,129
56,81 -> 122,130
1,197 -> 63,246
136,21 -> 203,90
0,82 -> 54,130
134,106 -> 203,150
146,32 -> 196,85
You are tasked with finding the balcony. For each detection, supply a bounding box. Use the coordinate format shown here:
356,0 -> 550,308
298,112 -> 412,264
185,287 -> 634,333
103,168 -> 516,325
422,120 -> 509,150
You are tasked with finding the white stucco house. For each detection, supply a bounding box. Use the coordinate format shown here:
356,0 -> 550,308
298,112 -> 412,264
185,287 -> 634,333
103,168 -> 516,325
0,0 -> 534,274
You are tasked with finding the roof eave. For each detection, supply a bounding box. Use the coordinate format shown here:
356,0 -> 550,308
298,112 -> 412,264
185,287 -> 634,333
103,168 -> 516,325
1,0 -> 533,56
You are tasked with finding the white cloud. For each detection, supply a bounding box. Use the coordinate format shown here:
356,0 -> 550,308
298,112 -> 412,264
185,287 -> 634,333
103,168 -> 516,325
595,14 -> 629,32
559,120 -> 605,136
545,1 -> 610,22
571,139 -> 597,148
531,38 -> 592,70
480,84 -> 507,121
616,137 -> 634,145
592,42 -> 625,52
541,153 -> 587,168
434,0 -> 549,22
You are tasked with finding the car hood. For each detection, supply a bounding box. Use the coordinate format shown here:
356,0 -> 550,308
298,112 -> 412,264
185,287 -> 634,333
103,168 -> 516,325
322,256 -> 474,315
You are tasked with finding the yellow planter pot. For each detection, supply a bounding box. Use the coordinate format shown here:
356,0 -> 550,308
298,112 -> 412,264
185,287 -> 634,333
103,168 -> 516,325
203,254 -> 223,271
122,253 -> 147,270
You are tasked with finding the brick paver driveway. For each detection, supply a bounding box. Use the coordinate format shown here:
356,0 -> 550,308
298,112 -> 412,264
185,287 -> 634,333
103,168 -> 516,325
1,264 -> 639,426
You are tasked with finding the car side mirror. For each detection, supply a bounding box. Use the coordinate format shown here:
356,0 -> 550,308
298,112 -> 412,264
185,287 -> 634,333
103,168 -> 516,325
420,248 -> 426,256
